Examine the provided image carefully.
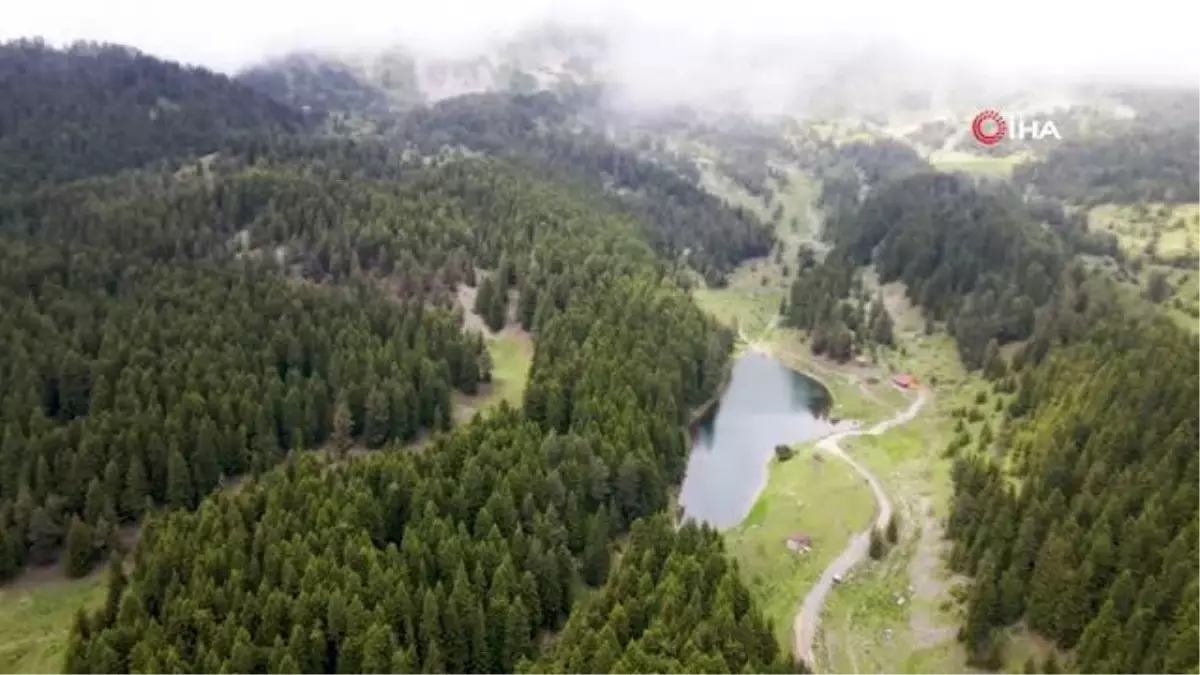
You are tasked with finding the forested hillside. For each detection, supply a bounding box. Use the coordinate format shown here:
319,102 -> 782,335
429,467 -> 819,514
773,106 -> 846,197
949,309 -> 1198,673
394,92 -> 775,285
0,40 -> 800,674
527,515 -> 791,673
238,60 -> 775,285
790,121 -> 1197,673
811,138 -> 930,217
0,40 -> 308,192
784,171 -> 1064,368
57,154 -> 790,673
237,53 -> 394,118
1013,114 -> 1200,205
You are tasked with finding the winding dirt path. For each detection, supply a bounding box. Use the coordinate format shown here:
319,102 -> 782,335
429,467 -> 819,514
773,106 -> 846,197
792,388 -> 929,671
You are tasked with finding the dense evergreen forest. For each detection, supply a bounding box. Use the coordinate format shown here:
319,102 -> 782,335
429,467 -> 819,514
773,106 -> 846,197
780,135 -> 935,353
780,246 -> 897,362
391,92 -> 775,285
783,169 -> 1063,368
0,39 -> 309,193
236,60 -> 776,285
0,41 -> 797,674
836,173 -> 1063,368
58,154 -> 788,673
949,309 -> 1198,673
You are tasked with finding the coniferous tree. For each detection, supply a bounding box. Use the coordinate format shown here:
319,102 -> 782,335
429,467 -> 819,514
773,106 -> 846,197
165,448 -> 194,510
63,516 -> 94,578
868,527 -> 887,560
474,277 -> 500,331
885,512 -> 899,544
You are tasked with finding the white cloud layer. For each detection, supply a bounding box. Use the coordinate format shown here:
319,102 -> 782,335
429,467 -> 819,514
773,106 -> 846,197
2,0 -> 1197,87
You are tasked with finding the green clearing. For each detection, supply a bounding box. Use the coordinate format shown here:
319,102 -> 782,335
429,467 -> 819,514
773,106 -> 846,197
1084,202 -> 1199,329
1089,202 -> 1199,258
814,423 -> 964,675
1080,256 -> 1199,332
693,287 -> 782,340
697,161 -> 770,218
453,330 -> 533,421
1117,264 -> 1198,332
1157,267 -> 1200,329
0,573 -> 106,673
692,168 -> 822,345
691,163 -> 828,344
928,149 -> 1032,178
699,162 -> 822,241
485,331 -> 533,406
799,120 -> 888,146
725,450 -> 876,648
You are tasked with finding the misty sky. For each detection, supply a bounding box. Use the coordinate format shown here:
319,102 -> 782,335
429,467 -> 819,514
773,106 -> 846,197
3,0 -> 1197,86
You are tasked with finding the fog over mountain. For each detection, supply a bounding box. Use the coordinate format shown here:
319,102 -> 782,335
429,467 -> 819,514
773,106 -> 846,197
4,0 -> 1197,117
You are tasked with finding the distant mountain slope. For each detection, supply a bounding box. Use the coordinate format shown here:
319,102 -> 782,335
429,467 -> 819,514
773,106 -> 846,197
0,38 -> 310,191
1013,119 -> 1200,205
237,51 -> 395,117
236,25 -> 607,117
396,91 -> 775,285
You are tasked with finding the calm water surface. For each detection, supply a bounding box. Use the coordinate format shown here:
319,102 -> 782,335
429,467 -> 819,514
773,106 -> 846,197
679,351 -> 834,530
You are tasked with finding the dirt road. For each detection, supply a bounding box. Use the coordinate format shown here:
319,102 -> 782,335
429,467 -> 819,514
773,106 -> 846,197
792,388 -> 929,671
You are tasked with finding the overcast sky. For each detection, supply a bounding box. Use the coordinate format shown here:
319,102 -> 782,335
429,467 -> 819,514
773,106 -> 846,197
3,0 -> 1197,86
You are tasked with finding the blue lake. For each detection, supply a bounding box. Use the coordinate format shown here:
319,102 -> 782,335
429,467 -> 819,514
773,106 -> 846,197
679,351 -> 834,530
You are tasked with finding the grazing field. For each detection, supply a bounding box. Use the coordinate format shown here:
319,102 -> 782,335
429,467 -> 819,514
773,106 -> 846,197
927,149 -> 1033,178
813,422 -> 964,674
812,327 -> 1023,674
694,286 -> 783,340
692,164 -> 828,345
699,162 -> 823,239
799,120 -> 888,145
725,448 -> 876,648
1084,247 -> 1200,333
1156,267 -> 1200,328
453,329 -> 533,420
0,572 -> 106,674
484,330 -> 533,406
1089,202 -> 1199,258
697,160 -> 770,217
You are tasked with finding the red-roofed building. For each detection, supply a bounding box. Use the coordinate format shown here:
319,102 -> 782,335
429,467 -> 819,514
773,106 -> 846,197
892,374 -> 917,389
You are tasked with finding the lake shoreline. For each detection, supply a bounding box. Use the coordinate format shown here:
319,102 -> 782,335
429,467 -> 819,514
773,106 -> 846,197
732,416 -> 861,532
679,350 -> 838,530
719,342 -> 858,533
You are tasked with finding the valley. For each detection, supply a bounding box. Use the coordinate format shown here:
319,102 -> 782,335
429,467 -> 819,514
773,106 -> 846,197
0,23 -> 1195,675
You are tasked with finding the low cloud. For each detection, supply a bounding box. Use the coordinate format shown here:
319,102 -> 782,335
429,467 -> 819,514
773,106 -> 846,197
3,0 -> 1195,115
